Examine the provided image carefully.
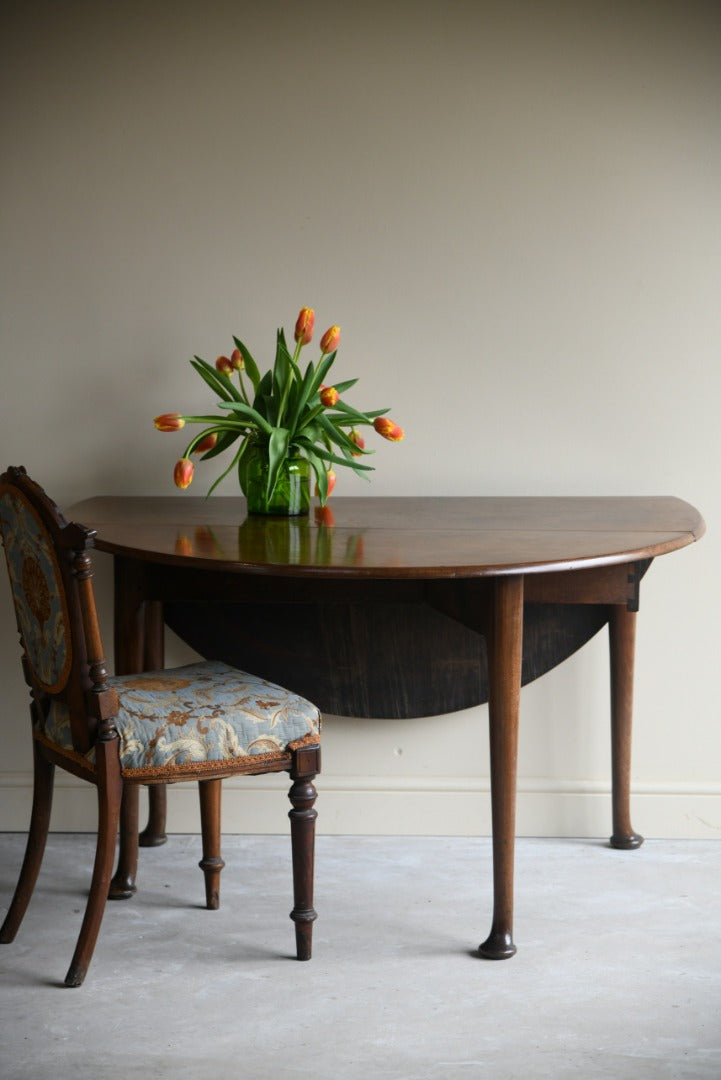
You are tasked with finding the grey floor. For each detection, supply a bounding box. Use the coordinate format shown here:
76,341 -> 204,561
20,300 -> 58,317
0,834 -> 719,1080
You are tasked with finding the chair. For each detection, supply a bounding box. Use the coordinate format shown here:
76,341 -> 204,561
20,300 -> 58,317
0,467 -> 321,986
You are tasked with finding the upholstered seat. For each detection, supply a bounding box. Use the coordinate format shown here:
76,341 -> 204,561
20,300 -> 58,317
0,467 -> 321,986
39,660 -> 320,777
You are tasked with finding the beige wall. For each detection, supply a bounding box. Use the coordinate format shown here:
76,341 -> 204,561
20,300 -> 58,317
1,0 -> 719,836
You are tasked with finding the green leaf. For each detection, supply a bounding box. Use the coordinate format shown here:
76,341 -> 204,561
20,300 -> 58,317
307,352 -> 336,398
296,438 -> 374,472
266,426 -> 290,500
316,412 -> 359,455
330,378 -> 358,396
199,428 -> 240,461
304,446 -> 328,503
191,356 -> 243,402
253,370 -> 273,409
206,440 -> 246,497
286,359 -> 319,435
296,400 -> 325,435
331,398 -> 390,425
232,337 -> 261,392
218,400 -> 274,435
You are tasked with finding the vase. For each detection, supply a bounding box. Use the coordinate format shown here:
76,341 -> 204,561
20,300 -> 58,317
240,444 -> 311,516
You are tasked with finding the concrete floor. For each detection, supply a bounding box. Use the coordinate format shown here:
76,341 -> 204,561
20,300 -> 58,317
0,834 -> 719,1080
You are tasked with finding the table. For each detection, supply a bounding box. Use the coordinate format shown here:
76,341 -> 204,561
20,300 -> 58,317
66,495 -> 705,958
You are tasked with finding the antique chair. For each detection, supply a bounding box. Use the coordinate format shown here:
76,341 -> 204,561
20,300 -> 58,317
0,466 -> 321,986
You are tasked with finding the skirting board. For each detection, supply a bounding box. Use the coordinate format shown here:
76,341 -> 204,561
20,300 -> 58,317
1,773 -> 720,838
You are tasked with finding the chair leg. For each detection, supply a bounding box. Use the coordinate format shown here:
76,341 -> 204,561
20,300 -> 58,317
288,752 -> 319,961
64,746 -> 123,987
198,779 -> 224,910
0,741 -> 55,944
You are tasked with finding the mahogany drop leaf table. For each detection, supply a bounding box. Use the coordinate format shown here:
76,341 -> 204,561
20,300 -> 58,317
67,495 -> 704,958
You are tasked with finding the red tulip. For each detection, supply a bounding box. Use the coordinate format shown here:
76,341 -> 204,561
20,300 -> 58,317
154,413 -> 185,432
320,325 -> 341,354
174,458 -> 194,489
349,429 -> 365,456
294,307 -> 315,345
373,417 -> 404,442
193,432 -> 218,454
320,385 -> 339,407
230,348 -> 244,371
216,355 -> 233,376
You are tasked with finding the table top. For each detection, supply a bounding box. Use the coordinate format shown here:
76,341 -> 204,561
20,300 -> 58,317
66,495 -> 705,580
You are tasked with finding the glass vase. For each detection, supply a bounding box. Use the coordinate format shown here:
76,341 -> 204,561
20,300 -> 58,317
240,444 -> 311,516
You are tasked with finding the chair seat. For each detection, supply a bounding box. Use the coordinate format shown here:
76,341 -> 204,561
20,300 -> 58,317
40,660 -> 320,780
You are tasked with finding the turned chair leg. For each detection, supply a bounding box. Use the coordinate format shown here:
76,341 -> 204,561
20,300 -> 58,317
64,749 -> 123,988
198,779 -> 224,910
0,741 -> 55,944
288,759 -> 319,961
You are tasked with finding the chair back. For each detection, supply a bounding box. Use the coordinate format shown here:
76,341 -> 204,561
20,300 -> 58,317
0,466 -> 112,755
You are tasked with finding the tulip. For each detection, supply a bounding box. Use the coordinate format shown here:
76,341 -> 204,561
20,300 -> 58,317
294,307 -> 315,345
193,432 -> 218,454
349,429 -> 365,455
154,413 -> 185,432
174,458 -> 194,489
319,385 -> 339,407
314,505 -> 336,527
314,470 -> 336,498
320,325 -> 341,354
194,526 -> 220,555
373,417 -> 405,442
216,355 -> 233,376
230,348 -> 244,371
175,535 -> 193,556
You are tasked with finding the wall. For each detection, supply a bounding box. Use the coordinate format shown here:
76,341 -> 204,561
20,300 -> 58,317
1,0 -> 719,836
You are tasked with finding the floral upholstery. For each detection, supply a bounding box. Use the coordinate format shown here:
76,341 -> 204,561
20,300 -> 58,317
0,487 -> 71,693
39,660 -> 320,779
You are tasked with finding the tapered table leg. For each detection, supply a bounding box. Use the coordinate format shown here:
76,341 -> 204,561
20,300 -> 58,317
609,605 -> 644,849
478,575 -> 524,960
108,784 -> 139,899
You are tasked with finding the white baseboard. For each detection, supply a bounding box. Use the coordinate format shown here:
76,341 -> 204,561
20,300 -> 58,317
1,772 -> 720,838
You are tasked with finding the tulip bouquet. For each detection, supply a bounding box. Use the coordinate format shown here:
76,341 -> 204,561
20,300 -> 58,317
154,307 -> 404,510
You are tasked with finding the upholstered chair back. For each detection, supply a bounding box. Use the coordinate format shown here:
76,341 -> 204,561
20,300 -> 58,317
0,467 -> 106,756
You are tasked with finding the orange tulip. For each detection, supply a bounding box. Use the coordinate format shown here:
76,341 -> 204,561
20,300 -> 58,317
174,458 -> 194,489
154,413 -> 185,432
230,348 -> 244,371
373,417 -> 404,442
349,429 -> 365,455
314,505 -> 336,527
193,432 -> 218,454
216,355 -> 233,376
320,385 -> 339,407
320,325 -> 341,354
175,534 -> 193,556
314,470 -> 336,498
294,307 -> 315,345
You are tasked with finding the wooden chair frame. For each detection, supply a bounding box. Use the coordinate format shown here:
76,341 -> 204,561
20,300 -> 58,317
0,467 -> 320,986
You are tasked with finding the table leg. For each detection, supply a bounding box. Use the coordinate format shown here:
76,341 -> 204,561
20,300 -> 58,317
608,605 -> 644,849
108,784 -> 139,899
478,575 -> 523,960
